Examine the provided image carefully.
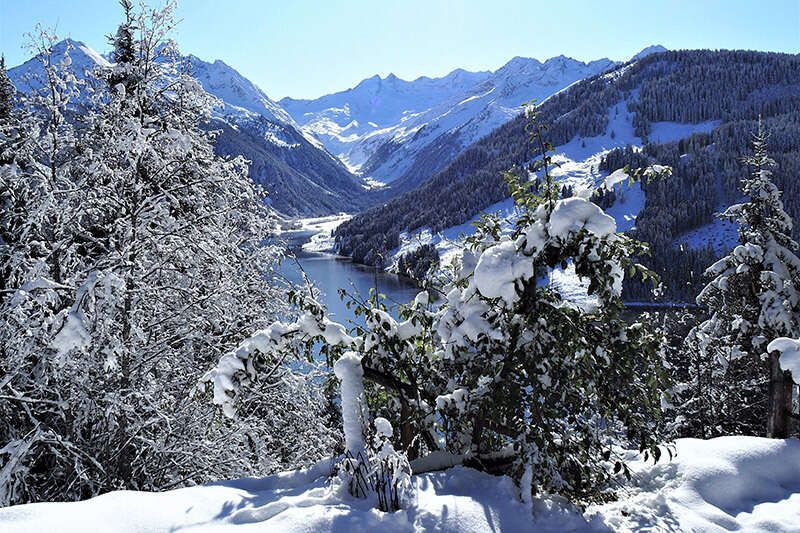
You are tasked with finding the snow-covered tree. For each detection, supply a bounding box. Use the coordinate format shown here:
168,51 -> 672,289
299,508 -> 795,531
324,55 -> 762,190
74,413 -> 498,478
0,56 -> 13,122
0,4 -> 336,505
681,120 -> 800,437
206,109 -> 672,506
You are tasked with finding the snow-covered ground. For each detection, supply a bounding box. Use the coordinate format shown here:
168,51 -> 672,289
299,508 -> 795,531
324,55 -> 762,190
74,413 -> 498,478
394,197 -> 520,267
648,120 -> 721,145
1,437 -> 798,532
278,214 -> 351,253
674,217 -> 739,254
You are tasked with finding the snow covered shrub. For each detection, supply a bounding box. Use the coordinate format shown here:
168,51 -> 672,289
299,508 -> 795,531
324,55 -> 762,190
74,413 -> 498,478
0,4 -> 335,505
332,350 -> 411,511
676,121 -> 800,438
208,110 -> 672,505
368,417 -> 414,512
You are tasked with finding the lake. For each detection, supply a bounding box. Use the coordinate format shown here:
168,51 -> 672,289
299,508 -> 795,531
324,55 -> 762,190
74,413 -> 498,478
279,232 -> 419,327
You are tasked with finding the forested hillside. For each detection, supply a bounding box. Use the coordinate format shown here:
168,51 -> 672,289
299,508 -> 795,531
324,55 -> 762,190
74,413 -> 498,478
334,50 -> 800,301
213,116 -> 372,216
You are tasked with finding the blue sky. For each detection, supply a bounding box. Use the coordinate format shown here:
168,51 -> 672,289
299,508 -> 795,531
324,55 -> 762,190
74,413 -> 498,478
2,0 -> 798,99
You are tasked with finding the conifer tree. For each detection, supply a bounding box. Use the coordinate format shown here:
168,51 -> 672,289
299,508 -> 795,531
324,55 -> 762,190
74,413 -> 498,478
684,120 -> 800,437
0,56 -> 14,122
107,0 -> 138,95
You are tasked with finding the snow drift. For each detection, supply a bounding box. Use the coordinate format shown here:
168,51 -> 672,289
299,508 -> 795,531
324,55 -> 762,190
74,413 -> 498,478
1,436 -> 798,532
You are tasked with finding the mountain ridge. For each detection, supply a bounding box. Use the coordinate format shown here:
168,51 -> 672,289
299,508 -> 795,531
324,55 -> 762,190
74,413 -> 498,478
7,39 -> 370,217
279,50 -> 667,194
332,49 -> 800,305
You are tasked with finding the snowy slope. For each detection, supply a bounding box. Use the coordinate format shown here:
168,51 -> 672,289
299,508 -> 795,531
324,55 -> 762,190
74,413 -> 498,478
281,68 -> 491,172
1,437 -> 797,532
281,54 -> 621,189
388,98 -> 728,305
630,44 -> 668,61
186,55 -> 296,127
389,101 -> 640,260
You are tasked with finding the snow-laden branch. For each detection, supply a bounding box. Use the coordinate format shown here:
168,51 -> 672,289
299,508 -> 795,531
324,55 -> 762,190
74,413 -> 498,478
333,352 -> 366,457
202,302 -> 353,417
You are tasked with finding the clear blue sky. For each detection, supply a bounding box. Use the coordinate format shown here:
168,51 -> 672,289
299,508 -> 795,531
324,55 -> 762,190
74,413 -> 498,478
2,0 -> 798,100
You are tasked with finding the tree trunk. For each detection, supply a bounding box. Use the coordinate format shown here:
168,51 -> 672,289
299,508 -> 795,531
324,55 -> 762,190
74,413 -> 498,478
399,399 -> 417,460
767,352 -> 793,438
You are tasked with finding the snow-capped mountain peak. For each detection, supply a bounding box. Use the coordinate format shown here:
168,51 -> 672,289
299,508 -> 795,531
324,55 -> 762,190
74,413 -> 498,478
186,54 -> 295,126
8,38 -> 110,91
632,44 -> 668,61
282,53 -> 619,189
56,38 -> 112,69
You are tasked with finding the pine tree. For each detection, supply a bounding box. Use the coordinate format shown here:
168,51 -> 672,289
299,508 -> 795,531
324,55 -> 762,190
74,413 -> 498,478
106,0 -> 139,96
0,56 -> 14,122
684,120 -> 800,437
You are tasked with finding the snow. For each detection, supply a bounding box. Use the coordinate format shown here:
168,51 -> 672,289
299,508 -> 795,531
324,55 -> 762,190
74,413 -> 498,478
674,216 -> 739,254
630,44 -> 668,61
75,42 -> 112,69
547,264 -> 595,310
333,352 -> 366,456
548,197 -> 616,238
603,168 -> 630,190
50,311 -> 90,356
767,337 -> 800,379
8,38 -> 109,92
648,119 -> 721,144
186,55 -> 296,128
603,181 -> 645,232
279,214 -> 352,253
2,437 -> 799,532
473,240 -> 534,305
374,417 -> 393,438
591,437 -> 800,533
205,309 -> 353,418
435,388 -> 470,411
394,197 -> 519,268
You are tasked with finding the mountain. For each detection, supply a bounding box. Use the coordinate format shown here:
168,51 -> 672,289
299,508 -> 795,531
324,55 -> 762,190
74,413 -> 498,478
182,55 -> 372,216
7,38 -> 111,90
212,115 -> 373,216
334,49 -> 800,303
8,39 -> 370,217
631,44 -> 668,61
281,54 -> 617,193
186,55 -> 297,127
280,69 -> 492,171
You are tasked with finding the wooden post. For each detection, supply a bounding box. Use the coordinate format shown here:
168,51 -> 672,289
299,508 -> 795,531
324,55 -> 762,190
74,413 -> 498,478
767,352 -> 793,438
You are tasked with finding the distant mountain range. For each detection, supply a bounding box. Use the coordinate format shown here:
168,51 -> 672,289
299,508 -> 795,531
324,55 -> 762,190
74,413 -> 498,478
7,38 -> 371,217
8,38 -> 668,217
281,54 -> 629,193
